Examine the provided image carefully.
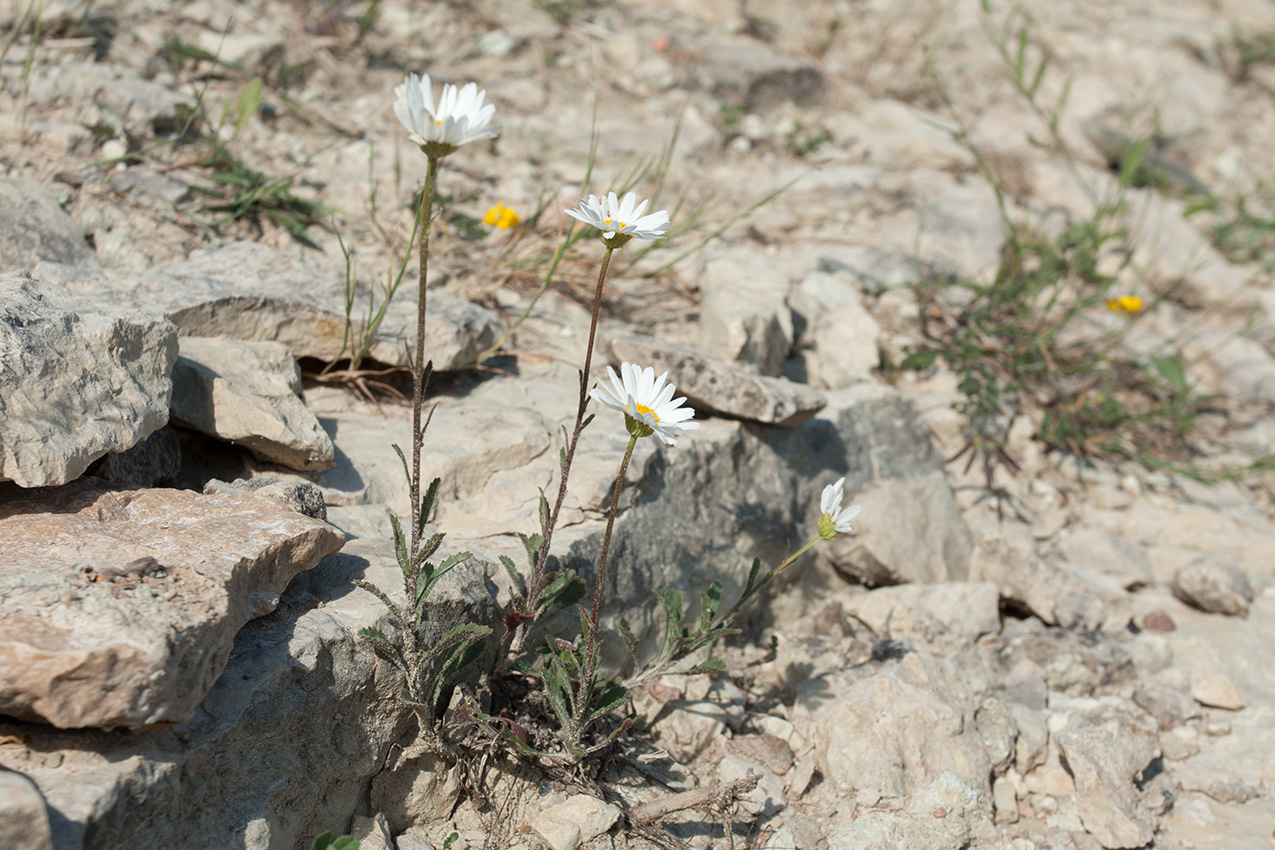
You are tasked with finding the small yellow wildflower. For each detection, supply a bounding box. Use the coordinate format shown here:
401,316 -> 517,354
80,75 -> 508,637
1106,295 -> 1143,314
483,203 -> 521,229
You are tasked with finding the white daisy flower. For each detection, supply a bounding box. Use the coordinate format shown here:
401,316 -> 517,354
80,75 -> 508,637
565,191 -> 670,248
817,477 -> 861,540
394,72 -> 501,156
590,362 -> 700,446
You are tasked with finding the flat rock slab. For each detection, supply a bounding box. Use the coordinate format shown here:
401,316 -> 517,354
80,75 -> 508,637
171,336 -> 335,471
34,241 -> 502,370
0,178 -> 95,272
0,481 -> 345,730
0,274 -> 177,488
0,535 -> 491,849
607,334 -> 825,426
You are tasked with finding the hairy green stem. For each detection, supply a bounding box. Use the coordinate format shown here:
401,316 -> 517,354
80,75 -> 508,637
409,155 -> 439,558
590,431 -> 640,631
512,245 -> 616,640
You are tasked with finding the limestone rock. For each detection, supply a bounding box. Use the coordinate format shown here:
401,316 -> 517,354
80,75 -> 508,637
806,653 -> 992,806
34,242 -> 502,370
1056,527 -> 1153,591
0,480 -> 345,729
24,62 -> 187,136
788,269 -> 882,389
970,522 -> 1106,629
698,245 -> 795,375
839,582 -> 1000,652
1132,682 -> 1200,729
89,425 -> 182,489
531,794 -> 621,850
719,753 -> 787,818
0,768 -> 53,850
0,535 -> 455,848
350,813 -> 394,850
0,178 -> 94,272
1190,660 -> 1245,710
606,334 -> 826,426
1171,555 -> 1254,616
203,475 -> 329,521
691,39 -> 825,111
0,274 -> 177,488
825,771 -> 999,850
826,471 -> 973,585
1055,709 -> 1160,849
170,336 -> 335,471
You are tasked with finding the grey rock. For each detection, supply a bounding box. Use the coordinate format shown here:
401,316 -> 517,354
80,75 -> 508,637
788,270 -> 882,389
999,620 -> 1134,698
531,794 -> 621,850
171,336 -> 335,471
204,475 -> 329,521
1189,658 -> 1245,710
1172,555 -> 1254,616
549,382 -> 966,661
606,334 -> 826,426
649,700 -> 728,761
719,753 -> 786,818
350,813 -> 395,850
1132,682 -> 1201,729
0,178 -> 94,272
692,39 -> 825,111
34,241 -> 502,370
0,536 -> 436,849
0,480 -> 345,729
970,522 -> 1106,628
0,274 -> 177,487
1056,527 -> 1152,591
838,582 -> 1000,652
824,770 -> 999,850
90,425 -> 181,488
195,29 -> 286,76
825,471 -> 973,585
1055,708 -> 1160,849
24,62 -> 187,136
0,768 -> 54,850
805,653 -> 992,806
698,245 -> 795,375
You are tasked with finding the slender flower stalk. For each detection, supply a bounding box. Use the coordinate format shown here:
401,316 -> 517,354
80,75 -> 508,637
504,193 -> 672,663
407,154 -> 440,555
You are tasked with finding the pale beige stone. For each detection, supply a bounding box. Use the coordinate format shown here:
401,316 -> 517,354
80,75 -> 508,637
0,481 -> 345,730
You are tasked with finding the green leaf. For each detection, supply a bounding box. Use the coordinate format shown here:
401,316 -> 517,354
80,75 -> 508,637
235,76 -> 263,135
1151,354 -> 1189,397
698,581 -> 722,634
585,679 -> 629,727
389,514 -> 410,579
742,558 -> 763,598
519,532 -> 543,568
392,443 -> 411,484
654,588 -> 684,666
539,493 -> 551,538
618,616 -> 640,662
332,838 -> 360,850
419,477 -> 442,533
430,623 -> 491,708
418,550 -> 471,605
416,532 -> 444,567
686,657 -> 727,675
541,656 -> 575,731
500,554 -> 526,601
94,101 -> 126,143
900,349 -> 938,371
538,570 -> 585,612
1118,138 -> 1151,189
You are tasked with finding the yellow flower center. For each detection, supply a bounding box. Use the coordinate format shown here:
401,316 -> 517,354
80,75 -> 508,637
634,403 -> 660,422
604,219 -> 627,230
